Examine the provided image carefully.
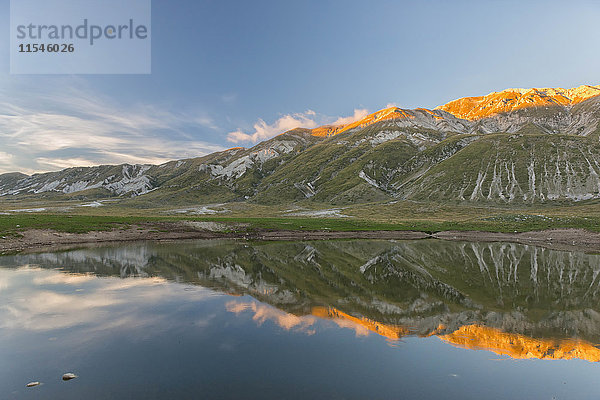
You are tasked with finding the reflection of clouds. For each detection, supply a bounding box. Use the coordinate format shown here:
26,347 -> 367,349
326,318 -> 370,337
32,272 -> 96,286
226,301 -> 317,334
3,290 -> 118,331
193,315 -> 216,329
0,267 -> 216,338
226,301 -> 378,337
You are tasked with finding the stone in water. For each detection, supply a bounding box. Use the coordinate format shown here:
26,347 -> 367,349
62,373 -> 78,381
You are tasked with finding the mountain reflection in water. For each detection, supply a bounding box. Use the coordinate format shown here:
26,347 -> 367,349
3,238 -> 600,363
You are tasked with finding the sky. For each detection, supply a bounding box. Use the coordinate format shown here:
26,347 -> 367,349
1,0 -> 600,174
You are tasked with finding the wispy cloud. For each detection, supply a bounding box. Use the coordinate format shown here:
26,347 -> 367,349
332,108 -> 369,126
227,110 -> 319,143
226,108 -> 370,144
221,93 -> 238,104
0,151 -> 14,168
0,78 -> 375,172
34,157 -> 104,171
0,82 -> 224,174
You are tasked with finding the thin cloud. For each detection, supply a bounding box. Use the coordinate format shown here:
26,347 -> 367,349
35,157 -> 103,171
227,111 -> 319,143
332,108 -> 369,126
0,83 -> 224,174
0,151 -> 14,166
226,108 -> 370,144
221,93 -> 238,104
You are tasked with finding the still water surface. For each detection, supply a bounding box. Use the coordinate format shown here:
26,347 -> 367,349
2,239 -> 600,399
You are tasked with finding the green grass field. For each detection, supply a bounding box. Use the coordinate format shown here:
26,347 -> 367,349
1,198 -> 599,236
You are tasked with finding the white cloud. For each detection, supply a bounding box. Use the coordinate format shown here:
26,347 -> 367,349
0,83 -> 224,174
226,108 -> 371,144
0,151 -> 14,165
332,108 -> 369,126
34,157 -> 109,171
227,111 -> 319,143
0,78 -> 377,172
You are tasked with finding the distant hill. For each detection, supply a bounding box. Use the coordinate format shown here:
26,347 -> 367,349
2,84 -> 600,205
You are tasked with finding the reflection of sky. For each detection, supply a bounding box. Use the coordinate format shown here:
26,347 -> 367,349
226,301 -> 318,335
0,267 -> 218,336
2,267 -> 600,399
227,301 -> 377,338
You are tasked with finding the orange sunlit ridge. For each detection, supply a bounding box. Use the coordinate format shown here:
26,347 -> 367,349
439,324 -> 600,362
436,85 -> 600,120
310,107 -> 429,138
311,306 -> 600,362
312,306 -> 412,339
309,84 -> 600,138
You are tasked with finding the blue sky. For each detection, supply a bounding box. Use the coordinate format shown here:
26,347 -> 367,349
1,0 -> 600,173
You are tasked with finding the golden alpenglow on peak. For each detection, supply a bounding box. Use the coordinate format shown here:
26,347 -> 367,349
311,306 -> 411,339
308,84 -> 600,140
311,308 -> 600,362
310,107 -> 408,137
436,84 -> 600,120
438,325 -> 600,362
310,107 -> 448,138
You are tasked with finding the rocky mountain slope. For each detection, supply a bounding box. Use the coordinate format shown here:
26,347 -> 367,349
1,84 -> 600,205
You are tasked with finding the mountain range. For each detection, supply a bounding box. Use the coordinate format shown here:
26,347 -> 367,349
2,84 -> 600,206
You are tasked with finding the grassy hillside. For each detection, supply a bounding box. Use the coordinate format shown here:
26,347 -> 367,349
403,133 -> 600,203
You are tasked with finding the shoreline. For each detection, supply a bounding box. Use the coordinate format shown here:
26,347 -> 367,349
1,223 -> 600,254
0,224 -> 430,254
0,222 -> 600,254
432,229 -> 600,253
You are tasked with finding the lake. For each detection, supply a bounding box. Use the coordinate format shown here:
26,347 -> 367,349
1,239 -> 600,399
